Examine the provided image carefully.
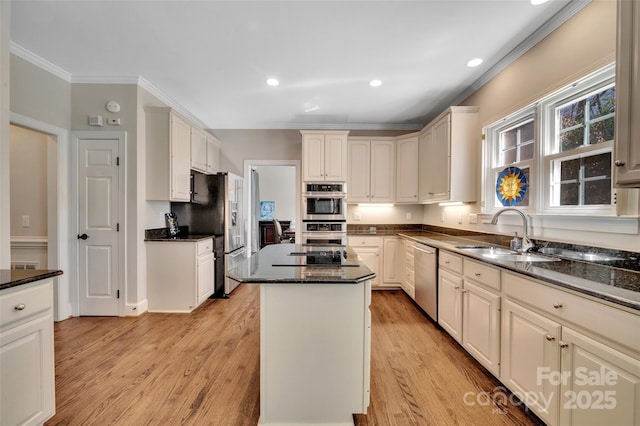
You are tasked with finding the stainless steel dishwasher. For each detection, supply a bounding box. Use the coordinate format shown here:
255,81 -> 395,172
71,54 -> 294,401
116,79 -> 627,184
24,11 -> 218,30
414,244 -> 437,321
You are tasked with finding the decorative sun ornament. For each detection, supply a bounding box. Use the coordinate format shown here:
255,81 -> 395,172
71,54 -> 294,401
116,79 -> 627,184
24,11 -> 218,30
496,167 -> 528,206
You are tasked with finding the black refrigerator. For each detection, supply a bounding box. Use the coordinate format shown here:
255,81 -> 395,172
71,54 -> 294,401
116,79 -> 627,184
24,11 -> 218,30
171,171 -> 247,297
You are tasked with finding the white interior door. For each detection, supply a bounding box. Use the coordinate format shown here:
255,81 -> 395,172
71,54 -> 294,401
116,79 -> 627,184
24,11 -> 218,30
77,136 -> 121,316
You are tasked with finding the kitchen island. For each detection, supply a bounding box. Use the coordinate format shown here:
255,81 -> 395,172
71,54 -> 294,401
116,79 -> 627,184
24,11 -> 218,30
228,244 -> 374,426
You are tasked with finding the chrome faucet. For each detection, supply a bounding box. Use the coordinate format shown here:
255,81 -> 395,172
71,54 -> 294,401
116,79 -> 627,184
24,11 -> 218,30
490,208 -> 533,253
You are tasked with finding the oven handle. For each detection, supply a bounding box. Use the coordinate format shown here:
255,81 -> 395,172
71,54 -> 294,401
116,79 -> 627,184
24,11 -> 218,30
303,192 -> 347,198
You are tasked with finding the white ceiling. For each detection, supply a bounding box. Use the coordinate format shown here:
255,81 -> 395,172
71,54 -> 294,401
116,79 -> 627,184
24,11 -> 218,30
10,0 -> 586,130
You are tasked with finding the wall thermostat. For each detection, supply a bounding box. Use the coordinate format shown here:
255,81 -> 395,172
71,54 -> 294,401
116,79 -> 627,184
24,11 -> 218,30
106,101 -> 121,113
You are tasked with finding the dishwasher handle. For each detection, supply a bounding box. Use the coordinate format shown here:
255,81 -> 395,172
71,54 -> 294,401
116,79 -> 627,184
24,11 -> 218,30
413,245 -> 435,255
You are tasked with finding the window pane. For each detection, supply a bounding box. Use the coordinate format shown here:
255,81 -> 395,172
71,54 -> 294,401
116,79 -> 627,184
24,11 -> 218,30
520,121 -> 534,143
588,87 -> 615,119
520,142 -> 534,161
560,127 -> 584,152
519,167 -> 530,207
560,183 -> 580,205
584,179 -> 611,205
561,158 -> 580,181
584,152 -> 611,178
501,148 -> 516,165
589,117 -> 615,144
501,129 -> 517,149
559,100 -> 585,129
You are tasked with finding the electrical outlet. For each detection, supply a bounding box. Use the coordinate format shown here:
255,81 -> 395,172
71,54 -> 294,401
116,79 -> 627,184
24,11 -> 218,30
440,212 -> 445,223
458,211 -> 463,224
21,215 -> 30,227
406,212 -> 412,220
353,212 -> 361,221
469,214 -> 478,224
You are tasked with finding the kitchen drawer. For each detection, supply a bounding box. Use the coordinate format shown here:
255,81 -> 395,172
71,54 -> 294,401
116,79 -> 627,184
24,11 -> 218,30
349,236 -> 382,247
405,265 -> 415,284
1,279 -> 53,328
464,259 -> 500,292
439,250 -> 463,275
197,238 -> 213,255
504,271 -> 640,354
405,248 -> 415,268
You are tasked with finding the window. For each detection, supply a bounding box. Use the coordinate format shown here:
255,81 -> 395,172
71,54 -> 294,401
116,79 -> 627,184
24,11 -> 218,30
483,63 -> 616,216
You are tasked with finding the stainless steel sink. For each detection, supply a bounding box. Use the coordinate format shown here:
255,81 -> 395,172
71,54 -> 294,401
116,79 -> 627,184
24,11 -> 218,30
482,253 -> 560,262
456,246 -> 514,255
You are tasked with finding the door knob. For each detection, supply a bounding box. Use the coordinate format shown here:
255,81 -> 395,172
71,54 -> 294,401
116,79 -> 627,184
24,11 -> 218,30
77,233 -> 89,240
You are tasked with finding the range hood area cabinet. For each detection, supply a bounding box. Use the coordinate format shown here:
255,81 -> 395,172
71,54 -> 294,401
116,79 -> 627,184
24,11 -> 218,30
301,131 -> 349,182
418,106 -> 479,204
347,137 -> 395,203
145,107 -> 192,202
614,0 -> 640,187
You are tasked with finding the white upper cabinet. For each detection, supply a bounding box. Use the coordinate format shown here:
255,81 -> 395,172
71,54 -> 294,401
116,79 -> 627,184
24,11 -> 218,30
418,106 -> 479,204
615,0 -> 640,187
301,131 -> 349,182
347,138 -> 395,203
190,127 -> 208,173
145,107 -> 192,202
206,134 -> 221,175
395,134 -> 419,203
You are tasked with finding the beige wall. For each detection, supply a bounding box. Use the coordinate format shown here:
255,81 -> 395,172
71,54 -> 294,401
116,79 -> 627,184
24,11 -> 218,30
10,55 -> 71,129
424,0 -> 640,251
9,125 -> 48,237
254,165 -> 296,221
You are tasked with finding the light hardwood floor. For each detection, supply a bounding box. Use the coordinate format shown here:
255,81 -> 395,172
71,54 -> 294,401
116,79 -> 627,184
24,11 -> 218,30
46,285 -> 543,426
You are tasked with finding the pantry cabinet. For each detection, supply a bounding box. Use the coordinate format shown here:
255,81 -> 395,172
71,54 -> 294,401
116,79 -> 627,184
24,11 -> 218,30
145,107 -> 192,201
301,131 -> 349,182
395,134 -> 419,203
347,138 -> 395,203
418,106 -> 479,203
501,271 -> 640,426
0,279 -> 55,426
146,238 -> 215,312
614,0 -> 640,187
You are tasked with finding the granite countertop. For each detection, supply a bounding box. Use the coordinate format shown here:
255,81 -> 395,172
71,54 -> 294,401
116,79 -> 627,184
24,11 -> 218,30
1,269 -> 64,291
398,231 -> 640,312
228,244 -> 375,284
145,234 -> 216,242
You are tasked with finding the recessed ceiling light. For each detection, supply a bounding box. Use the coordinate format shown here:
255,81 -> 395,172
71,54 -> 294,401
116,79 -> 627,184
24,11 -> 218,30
530,0 -> 548,5
369,79 -> 382,87
466,58 -> 483,68
266,78 -> 279,86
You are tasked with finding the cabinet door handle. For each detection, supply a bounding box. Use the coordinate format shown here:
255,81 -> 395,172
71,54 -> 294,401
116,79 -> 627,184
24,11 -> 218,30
461,289 -> 468,294
552,302 -> 563,309
454,286 -> 460,290
545,335 -> 555,342
559,341 -> 569,348
445,261 -> 451,265
14,303 -> 26,311
474,272 -> 481,277
614,160 -> 626,167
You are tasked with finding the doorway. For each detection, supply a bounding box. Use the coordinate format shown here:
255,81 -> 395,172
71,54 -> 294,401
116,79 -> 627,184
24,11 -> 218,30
244,160 -> 300,254
9,113 -> 71,321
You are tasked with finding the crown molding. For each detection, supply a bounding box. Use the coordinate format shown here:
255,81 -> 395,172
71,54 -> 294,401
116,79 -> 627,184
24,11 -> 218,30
10,41 -> 72,82
450,0 -> 592,107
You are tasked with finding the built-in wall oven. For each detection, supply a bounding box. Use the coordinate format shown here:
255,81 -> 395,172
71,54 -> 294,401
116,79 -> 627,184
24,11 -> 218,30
301,221 -> 347,246
302,183 -> 347,221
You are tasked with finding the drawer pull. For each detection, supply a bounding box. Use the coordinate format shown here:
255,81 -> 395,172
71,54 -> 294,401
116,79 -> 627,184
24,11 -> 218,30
454,286 -> 460,290
461,289 -> 468,294
552,302 -> 563,309
445,261 -> 450,265
545,335 -> 555,342
474,273 -> 481,277
14,303 -> 26,311
559,341 -> 569,349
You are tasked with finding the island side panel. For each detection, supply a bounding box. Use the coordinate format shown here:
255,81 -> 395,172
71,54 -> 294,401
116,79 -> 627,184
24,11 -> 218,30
260,281 -> 371,425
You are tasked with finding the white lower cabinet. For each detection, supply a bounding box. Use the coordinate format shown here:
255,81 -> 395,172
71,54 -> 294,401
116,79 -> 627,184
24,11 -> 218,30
349,236 -> 381,288
147,238 -> 215,312
437,252 -> 501,375
502,271 -> 640,426
382,237 -> 402,285
0,279 -> 55,426
350,236 -> 403,289
401,237 -> 415,299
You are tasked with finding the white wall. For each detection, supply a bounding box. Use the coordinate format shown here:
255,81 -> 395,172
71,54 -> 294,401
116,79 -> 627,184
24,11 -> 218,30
1,2 -> 11,268
253,165 -> 296,221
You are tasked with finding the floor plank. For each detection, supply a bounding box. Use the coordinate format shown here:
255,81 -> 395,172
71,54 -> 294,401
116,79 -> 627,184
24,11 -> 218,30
46,285 -> 543,426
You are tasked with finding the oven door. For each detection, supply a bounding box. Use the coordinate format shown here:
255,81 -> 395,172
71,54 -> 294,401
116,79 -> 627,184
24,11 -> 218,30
302,195 -> 347,220
301,232 -> 347,246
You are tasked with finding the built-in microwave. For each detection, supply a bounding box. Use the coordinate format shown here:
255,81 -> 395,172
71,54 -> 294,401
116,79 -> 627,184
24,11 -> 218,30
302,183 -> 347,221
